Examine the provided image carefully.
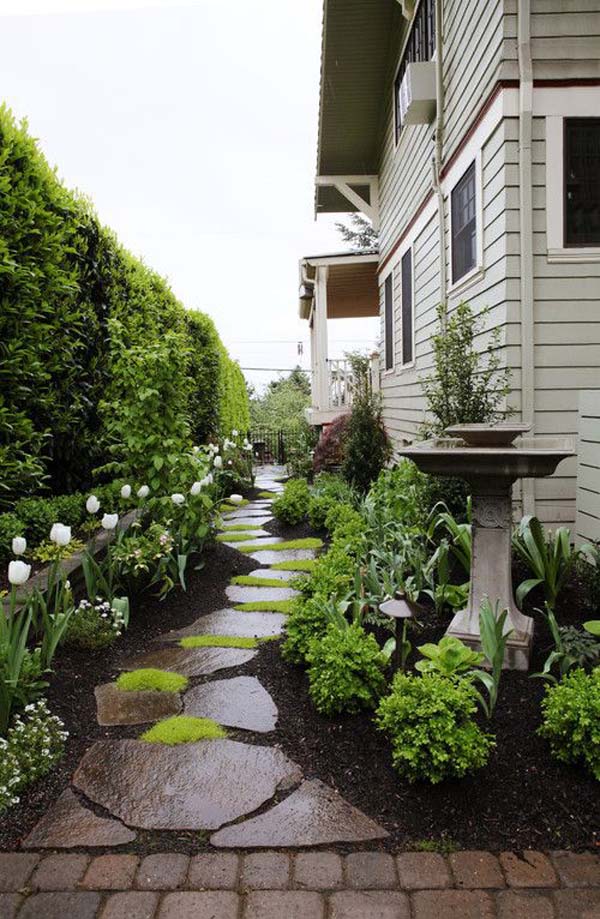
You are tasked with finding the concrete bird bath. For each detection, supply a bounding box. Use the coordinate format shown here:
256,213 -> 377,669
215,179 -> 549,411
398,423 -> 574,670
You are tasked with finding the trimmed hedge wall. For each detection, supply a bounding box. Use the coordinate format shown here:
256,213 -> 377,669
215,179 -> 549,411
0,105 -> 248,508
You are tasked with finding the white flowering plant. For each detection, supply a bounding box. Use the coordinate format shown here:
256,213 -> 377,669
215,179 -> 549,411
0,699 -> 67,814
65,598 -> 126,650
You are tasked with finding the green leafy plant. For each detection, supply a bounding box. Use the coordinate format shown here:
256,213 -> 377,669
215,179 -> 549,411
140,715 -> 226,745
308,473 -> 357,530
272,478 -> 310,525
116,669 -> 189,693
31,538 -> 85,562
422,539 -> 470,615
65,599 -> 126,650
513,516 -> 578,609
539,668 -> 600,780
427,502 -> 472,576
305,622 -> 387,716
376,672 -> 495,783
282,597 -> 332,664
416,636 -> 484,678
470,599 -> 511,717
271,559 -> 316,572
533,605 -> 600,682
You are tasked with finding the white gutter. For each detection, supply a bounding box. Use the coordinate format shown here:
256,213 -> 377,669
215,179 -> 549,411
518,0 -> 536,515
432,0 -> 446,311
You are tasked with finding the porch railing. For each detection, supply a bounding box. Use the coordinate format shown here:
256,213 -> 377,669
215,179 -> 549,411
325,355 -> 380,412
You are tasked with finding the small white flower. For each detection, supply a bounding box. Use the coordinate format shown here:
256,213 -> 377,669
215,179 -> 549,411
50,523 -> 71,546
86,494 -> 100,514
101,513 -> 119,531
137,485 -> 150,499
213,455 -> 223,469
190,481 -> 202,496
192,446 -> 200,455
229,494 -> 243,505
120,484 -> 132,499
171,493 -> 185,506
227,460 -> 233,466
12,536 -> 26,556
207,473 -> 214,485
8,560 -> 31,586
231,429 -> 238,438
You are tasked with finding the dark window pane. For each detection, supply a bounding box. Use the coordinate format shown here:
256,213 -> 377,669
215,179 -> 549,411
565,118 -> 600,247
451,161 -> 477,282
401,249 -> 413,365
384,273 -> 394,370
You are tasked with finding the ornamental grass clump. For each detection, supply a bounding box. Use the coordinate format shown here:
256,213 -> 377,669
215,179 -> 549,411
0,700 -> 67,813
539,668 -> 600,780
306,623 -> 387,716
376,672 -> 495,784
140,715 -> 226,745
116,669 -> 188,694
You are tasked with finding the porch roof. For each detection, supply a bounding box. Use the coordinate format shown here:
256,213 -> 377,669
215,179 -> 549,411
298,252 -> 379,320
315,0 -> 401,215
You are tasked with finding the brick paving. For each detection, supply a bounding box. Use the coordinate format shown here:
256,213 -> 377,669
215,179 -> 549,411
0,850 -> 599,917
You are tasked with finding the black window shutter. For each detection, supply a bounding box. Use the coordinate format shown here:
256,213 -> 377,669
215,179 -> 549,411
384,274 -> 394,371
401,249 -> 413,364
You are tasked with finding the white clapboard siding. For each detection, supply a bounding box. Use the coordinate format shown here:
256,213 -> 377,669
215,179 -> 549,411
576,392 -> 600,544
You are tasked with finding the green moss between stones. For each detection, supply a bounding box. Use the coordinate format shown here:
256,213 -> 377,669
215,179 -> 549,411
231,575 -> 297,588
270,559 -> 317,572
216,532 -> 257,542
238,537 -> 323,554
179,634 -> 274,649
140,715 -> 226,745
234,599 -> 294,614
221,524 -> 260,532
257,491 -> 278,499
219,499 -> 249,513
116,669 -> 188,694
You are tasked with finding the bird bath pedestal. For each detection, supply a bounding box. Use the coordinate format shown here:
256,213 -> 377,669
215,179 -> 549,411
399,424 -> 574,670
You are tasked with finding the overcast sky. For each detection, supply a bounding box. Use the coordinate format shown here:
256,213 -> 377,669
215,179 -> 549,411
0,0 -> 379,393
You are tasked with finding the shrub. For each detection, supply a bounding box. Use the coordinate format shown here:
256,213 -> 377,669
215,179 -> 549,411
366,463 -> 470,531
65,599 -> 126,650
15,493 -> 87,546
272,478 -> 310,525
0,513 -> 25,562
116,669 -> 189,693
140,715 -> 226,745
376,672 -> 494,783
341,355 -> 391,493
313,414 -> 350,472
304,542 -> 358,602
306,623 -> 387,716
0,700 -> 67,813
282,597 -> 332,664
539,668 -> 600,780
308,473 -> 357,530
577,542 -> 600,615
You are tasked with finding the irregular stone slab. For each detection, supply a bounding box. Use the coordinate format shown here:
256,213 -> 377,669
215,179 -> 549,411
95,682 -> 182,726
221,515 -> 272,528
121,646 -> 257,676
249,549 -> 317,565
225,585 -> 299,604
160,609 -> 285,641
210,779 -> 389,848
184,676 -> 277,733
247,568 -> 298,582
222,536 -> 284,550
219,528 -> 270,539
22,789 -> 136,849
73,739 -> 302,831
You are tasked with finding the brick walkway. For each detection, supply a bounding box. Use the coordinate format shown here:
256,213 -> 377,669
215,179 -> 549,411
1,849 -> 599,917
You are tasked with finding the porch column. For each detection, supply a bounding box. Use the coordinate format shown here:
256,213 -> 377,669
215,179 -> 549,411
313,266 -> 329,411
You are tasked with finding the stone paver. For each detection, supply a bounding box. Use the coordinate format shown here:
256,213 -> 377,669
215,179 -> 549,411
121,645 -> 257,676
496,889 -> 556,918
211,779 -> 388,848
225,584 -> 299,603
396,852 -> 452,889
222,536 -> 284,550
0,894 -> 21,919
293,852 -> 343,890
248,549 -> 317,565
74,739 -> 302,830
158,891 -> 239,918
162,609 -> 285,641
552,851 -> 600,887
220,515 -> 272,527
0,855 -> 39,892
240,853 -> 291,890
187,853 -> 240,890
329,890 -> 410,918
247,567 -> 298,581
554,887 -> 600,917
18,891 -> 101,919
412,889 -> 496,918
449,850 -> 505,888
95,683 -> 182,726
30,854 -> 89,890
345,852 -> 397,889
135,854 -> 189,890
101,891 -> 160,919
81,854 -> 139,890
499,851 -> 558,888
244,890 -> 324,918
22,789 -> 136,849
184,676 -> 278,733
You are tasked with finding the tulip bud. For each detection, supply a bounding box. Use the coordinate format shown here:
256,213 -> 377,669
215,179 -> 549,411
86,495 -> 100,514
137,485 -> 150,499
120,484 -> 132,499
8,560 -> 31,586
50,524 -> 71,546
213,455 -> 223,469
190,481 -> 202,496
12,536 -> 27,556
171,493 -> 185,506
101,514 -> 119,531
229,494 -> 243,505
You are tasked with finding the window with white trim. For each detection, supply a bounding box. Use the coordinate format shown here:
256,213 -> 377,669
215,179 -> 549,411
564,118 -> 600,247
451,161 -> 477,283
384,272 -> 394,371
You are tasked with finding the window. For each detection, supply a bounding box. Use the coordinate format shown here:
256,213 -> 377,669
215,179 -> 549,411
394,0 -> 436,143
451,161 -> 477,283
564,118 -> 600,247
401,249 -> 413,365
384,273 -> 394,371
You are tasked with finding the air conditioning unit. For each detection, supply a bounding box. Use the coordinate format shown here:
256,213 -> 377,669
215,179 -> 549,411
398,61 -> 436,127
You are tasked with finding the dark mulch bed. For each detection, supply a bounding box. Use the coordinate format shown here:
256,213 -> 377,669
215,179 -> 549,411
2,490 -> 598,854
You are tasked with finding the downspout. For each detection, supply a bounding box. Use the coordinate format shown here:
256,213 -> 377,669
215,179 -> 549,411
432,0 -> 447,315
518,0 -> 536,516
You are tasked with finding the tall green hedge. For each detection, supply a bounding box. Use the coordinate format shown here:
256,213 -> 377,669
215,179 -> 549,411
0,105 -> 248,508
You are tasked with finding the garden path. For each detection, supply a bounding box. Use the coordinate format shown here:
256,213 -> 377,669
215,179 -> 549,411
22,467 -> 387,851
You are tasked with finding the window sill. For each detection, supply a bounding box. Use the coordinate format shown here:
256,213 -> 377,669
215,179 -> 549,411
547,247 -> 600,263
447,265 -> 484,299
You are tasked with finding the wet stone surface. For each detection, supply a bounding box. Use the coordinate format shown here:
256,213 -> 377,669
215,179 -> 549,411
184,676 -> 278,733
247,568 -> 298,581
22,790 -> 136,849
73,739 -> 302,830
248,549 -> 317,566
95,683 -> 182,726
160,609 -> 286,641
222,536 -> 284,550
225,585 -> 299,604
220,516 -> 273,528
210,779 -> 389,848
121,645 -> 257,676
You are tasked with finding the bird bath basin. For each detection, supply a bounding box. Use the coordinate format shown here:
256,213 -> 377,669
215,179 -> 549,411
398,424 -> 574,669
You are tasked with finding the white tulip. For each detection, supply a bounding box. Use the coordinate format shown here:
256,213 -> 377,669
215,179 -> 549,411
213,445 -> 220,454
86,495 -> 100,514
190,481 -> 202,496
8,560 -> 31,586
207,473 -> 214,485
50,523 -> 71,546
213,455 -> 223,469
171,493 -> 185,506
101,514 -> 119,531
12,536 -> 27,556
192,446 -> 200,455
120,484 -> 132,499
229,494 -> 243,505
137,485 -> 150,499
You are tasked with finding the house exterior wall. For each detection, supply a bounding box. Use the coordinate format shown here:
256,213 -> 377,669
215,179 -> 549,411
375,0 -> 600,530
576,391 -> 600,543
